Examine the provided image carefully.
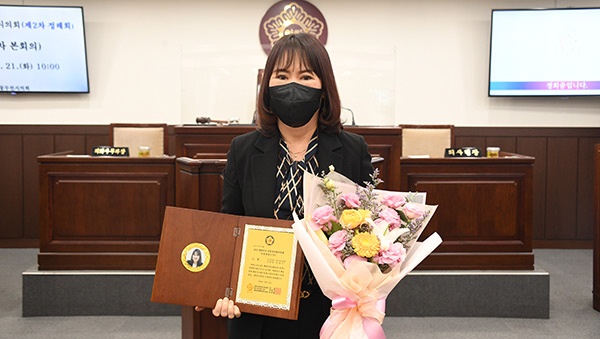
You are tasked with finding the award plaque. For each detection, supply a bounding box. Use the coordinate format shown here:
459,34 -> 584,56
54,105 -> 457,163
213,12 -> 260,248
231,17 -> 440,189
151,206 -> 303,320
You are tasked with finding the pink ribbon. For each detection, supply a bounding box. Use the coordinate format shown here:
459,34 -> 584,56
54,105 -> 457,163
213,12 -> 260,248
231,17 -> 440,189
321,295 -> 386,339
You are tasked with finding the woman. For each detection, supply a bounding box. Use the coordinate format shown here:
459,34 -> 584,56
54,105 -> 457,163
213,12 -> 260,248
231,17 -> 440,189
207,33 -> 373,338
187,248 -> 202,268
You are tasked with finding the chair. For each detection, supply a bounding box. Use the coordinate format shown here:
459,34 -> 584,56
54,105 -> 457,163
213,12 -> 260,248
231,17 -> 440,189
109,123 -> 168,157
399,124 -> 454,158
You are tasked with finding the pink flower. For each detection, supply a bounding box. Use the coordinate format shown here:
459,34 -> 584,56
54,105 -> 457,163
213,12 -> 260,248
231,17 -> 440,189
374,242 -> 407,266
381,194 -> 406,209
310,205 -> 337,231
328,230 -> 348,260
343,254 -> 368,269
340,192 -> 361,208
402,202 -> 424,219
378,207 -> 400,229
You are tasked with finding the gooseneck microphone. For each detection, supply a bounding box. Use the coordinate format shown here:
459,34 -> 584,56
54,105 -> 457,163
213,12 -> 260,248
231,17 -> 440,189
341,107 -> 356,126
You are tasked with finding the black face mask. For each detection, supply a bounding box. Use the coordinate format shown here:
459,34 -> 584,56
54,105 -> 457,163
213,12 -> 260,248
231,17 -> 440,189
269,82 -> 322,128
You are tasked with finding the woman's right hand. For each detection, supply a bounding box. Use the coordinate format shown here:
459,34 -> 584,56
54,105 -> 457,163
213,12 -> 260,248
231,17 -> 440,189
198,297 -> 241,319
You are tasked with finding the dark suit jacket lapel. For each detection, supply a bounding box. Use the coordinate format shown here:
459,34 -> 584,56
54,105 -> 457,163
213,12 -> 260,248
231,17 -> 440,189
248,131 -> 344,218
250,134 -> 279,217
317,132 -> 343,173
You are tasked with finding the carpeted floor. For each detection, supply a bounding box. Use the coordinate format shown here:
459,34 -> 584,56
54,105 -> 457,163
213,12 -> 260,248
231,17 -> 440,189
1,248 -> 598,339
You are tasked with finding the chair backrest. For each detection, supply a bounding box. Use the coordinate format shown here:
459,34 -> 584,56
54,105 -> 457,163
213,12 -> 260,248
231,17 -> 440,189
109,123 -> 168,157
400,124 -> 454,158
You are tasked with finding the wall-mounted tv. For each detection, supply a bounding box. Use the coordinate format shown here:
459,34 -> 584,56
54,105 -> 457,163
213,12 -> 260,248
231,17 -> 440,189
0,5 -> 89,94
489,7 -> 600,97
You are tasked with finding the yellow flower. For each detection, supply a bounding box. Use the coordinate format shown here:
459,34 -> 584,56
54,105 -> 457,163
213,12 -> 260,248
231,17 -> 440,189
340,209 -> 370,229
358,209 -> 371,220
352,232 -> 380,258
324,178 -> 335,191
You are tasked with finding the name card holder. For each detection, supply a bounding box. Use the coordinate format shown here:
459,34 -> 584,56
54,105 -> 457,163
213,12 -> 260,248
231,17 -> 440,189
445,147 -> 482,158
92,146 -> 130,157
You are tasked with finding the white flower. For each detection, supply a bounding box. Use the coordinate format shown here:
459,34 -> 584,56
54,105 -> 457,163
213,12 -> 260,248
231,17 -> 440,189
367,218 -> 409,251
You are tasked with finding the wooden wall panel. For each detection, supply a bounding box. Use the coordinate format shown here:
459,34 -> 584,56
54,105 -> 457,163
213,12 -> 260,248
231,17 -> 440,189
545,137 -> 578,240
86,134 -> 110,154
0,135 -> 23,240
55,134 -> 86,154
455,136 -> 485,150
486,136 -> 516,153
23,135 -> 54,239
578,138 -> 600,240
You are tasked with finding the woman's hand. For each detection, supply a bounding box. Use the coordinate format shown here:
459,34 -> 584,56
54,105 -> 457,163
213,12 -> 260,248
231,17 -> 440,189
194,297 -> 241,319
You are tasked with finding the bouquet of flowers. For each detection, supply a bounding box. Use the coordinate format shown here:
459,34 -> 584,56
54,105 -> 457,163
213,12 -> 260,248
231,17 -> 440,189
292,167 -> 442,339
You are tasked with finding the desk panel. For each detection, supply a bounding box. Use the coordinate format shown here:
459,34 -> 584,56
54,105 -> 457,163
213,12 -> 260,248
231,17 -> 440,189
38,155 -> 176,270
400,153 -> 534,270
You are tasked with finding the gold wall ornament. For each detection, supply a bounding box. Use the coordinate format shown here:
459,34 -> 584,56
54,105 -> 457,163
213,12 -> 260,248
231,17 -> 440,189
259,0 -> 328,55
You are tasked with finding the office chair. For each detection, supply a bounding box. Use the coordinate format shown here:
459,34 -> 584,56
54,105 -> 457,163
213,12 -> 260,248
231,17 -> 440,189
400,124 -> 454,158
109,123 -> 168,157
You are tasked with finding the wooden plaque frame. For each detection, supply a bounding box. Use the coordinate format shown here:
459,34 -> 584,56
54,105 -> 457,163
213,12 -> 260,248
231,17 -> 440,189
151,207 -> 303,320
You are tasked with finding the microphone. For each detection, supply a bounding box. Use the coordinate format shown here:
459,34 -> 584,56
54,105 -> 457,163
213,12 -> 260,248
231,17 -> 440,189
196,117 -> 229,125
341,107 -> 356,126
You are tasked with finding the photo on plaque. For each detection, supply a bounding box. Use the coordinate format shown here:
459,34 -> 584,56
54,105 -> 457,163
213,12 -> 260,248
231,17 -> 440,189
181,243 -> 210,272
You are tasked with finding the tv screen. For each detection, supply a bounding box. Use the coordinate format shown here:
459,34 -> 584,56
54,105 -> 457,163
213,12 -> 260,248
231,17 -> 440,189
489,8 -> 600,97
0,5 -> 89,94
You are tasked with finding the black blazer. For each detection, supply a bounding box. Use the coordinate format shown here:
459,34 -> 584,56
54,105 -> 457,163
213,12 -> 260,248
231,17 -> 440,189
221,129 -> 374,218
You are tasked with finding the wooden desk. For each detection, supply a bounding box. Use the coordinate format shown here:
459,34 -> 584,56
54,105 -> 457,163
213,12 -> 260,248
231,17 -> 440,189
400,152 -> 535,270
38,154 -> 176,270
174,125 -> 402,190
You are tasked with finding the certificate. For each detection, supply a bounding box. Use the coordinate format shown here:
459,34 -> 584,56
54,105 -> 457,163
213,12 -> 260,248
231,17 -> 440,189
152,207 -> 303,320
236,225 -> 298,311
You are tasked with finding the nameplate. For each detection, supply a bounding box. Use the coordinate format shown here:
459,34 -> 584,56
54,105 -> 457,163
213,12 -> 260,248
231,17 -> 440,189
92,146 -> 130,157
445,147 -> 482,158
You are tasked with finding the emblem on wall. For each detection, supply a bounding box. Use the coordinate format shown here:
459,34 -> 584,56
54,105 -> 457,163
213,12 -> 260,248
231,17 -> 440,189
259,0 -> 328,55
